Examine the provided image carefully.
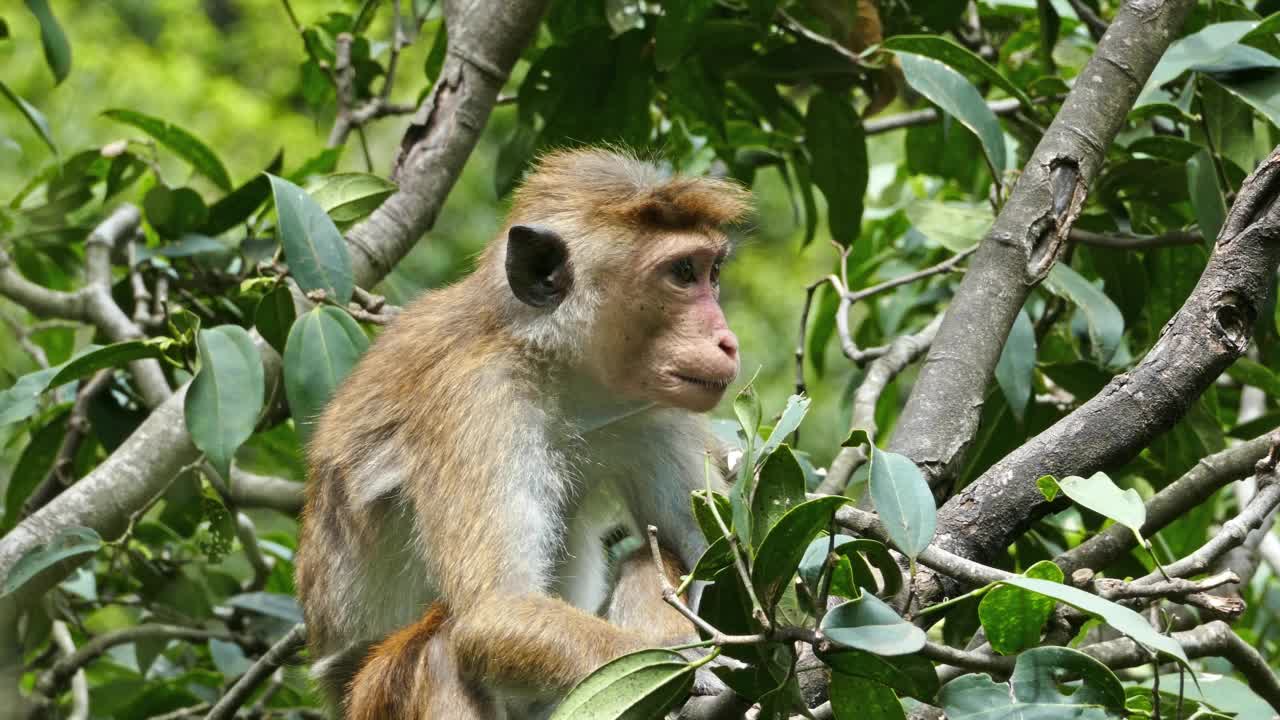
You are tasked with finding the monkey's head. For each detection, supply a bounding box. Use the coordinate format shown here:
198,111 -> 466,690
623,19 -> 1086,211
494,148 -> 751,413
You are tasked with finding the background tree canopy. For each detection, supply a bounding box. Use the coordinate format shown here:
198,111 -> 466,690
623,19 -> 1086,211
3,0 -> 1280,718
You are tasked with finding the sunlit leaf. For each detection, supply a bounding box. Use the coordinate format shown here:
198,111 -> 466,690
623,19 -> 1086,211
978,560 -> 1064,655
896,53 -> 1007,174
868,449 -> 935,561
551,649 -> 693,719
103,109 -> 232,191
185,326 -> 265,480
268,174 -> 354,304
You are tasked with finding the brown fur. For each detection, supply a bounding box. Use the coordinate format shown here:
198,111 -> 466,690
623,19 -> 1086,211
295,147 -> 750,718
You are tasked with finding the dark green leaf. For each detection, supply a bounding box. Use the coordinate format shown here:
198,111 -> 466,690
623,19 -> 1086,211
896,53 -> 1007,175
1227,357 -> 1280,396
752,495 -> 849,609
654,0 -> 713,70
1187,148 -> 1227,243
268,174 -> 354,304
288,147 -> 343,184
2,407 -> 68,532
25,0 -> 71,84
751,446 -> 808,549
758,395 -> 811,460
0,80 -> 56,156
185,326 -> 265,480
103,109 -> 232,191
225,591 -> 303,622
977,560 -> 1064,655
283,306 -> 369,442
551,649 -> 693,719
4,526 -> 101,595
48,340 -> 166,388
1042,263 -> 1124,364
820,594 -> 926,656
805,91 -> 867,246
255,286 -> 297,357
882,36 -> 1033,110
939,647 -> 1125,719
144,185 -> 209,238
830,674 -> 905,720
823,651 -> 939,702
868,449 -> 936,561
135,234 -> 229,262
424,20 -> 447,83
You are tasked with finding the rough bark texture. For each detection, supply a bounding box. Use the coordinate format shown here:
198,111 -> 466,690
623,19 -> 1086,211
0,2 -> 549,715
887,0 -> 1195,487
922,147 -> 1280,602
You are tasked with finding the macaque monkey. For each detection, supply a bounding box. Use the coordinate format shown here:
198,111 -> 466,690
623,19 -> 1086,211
294,148 -> 751,719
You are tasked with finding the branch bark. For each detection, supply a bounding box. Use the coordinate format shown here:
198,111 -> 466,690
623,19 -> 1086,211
887,0 -> 1196,487
919,147 -> 1280,603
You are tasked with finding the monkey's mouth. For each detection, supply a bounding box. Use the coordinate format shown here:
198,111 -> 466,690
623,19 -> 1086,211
673,373 -> 732,392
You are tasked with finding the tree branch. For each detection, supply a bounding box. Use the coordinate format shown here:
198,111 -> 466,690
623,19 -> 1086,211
886,0 -> 1196,488
37,624 -> 236,696
203,624 -> 306,720
918,147 -> 1280,605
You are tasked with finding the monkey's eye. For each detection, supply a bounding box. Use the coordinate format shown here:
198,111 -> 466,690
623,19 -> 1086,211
671,257 -> 697,286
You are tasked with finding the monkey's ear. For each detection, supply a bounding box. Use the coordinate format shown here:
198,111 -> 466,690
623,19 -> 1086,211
506,225 -> 573,308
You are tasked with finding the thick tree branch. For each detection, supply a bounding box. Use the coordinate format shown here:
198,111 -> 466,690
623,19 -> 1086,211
887,0 -> 1196,487
918,148 -> 1280,605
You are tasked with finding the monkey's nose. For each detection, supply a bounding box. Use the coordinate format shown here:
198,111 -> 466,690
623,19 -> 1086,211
717,331 -> 739,361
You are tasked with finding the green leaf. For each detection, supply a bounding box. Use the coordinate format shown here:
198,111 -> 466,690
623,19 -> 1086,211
268,174 -> 354,305
690,536 -> 733,580
203,150 -> 283,236
805,91 -> 868,246
2,408 -> 67,532
1043,263 -> 1124,364
994,308 -> 1035,422
883,35 -> 1033,111
830,674 -> 905,720
1036,475 -> 1058,501
0,346 -> 105,427
0,80 -> 56,156
184,326 -> 265,480
1047,472 -> 1146,544
48,340 -> 166,387
868,449 -> 936,561
305,172 -> 397,224
751,445 -> 808,549
731,376 -> 762,549
25,0 -> 71,84
896,53 -> 1007,174
1227,357 -> 1280,396
1138,21 -> 1260,103
551,649 -> 693,719
978,560 -> 1064,655
940,646 -> 1125,719
283,306 -> 369,443
994,577 -> 1190,666
103,109 -> 232,191
144,185 -> 209,238
1212,72 -> 1280,135
758,395 -> 812,460
692,490 -> 733,543
1187,149 -> 1227,243
4,526 -> 101,595
225,591 -> 303,623
135,234 -> 229,263
654,0 -> 712,70
820,593 -> 926,656
255,286 -> 297,357
905,201 -> 991,252
752,495 -> 849,608
823,651 -> 939,702
799,535 -> 902,599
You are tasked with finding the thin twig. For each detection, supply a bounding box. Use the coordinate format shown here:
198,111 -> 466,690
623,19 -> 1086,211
38,624 -> 237,695
203,624 -> 307,720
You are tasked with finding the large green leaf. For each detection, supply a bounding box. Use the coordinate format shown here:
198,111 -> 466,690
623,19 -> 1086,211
0,80 -> 56,156
995,577 -> 1190,665
750,445 -> 807,549
305,172 -> 397,224
896,53 -> 1007,174
805,91 -> 868,246
283,306 -> 369,442
4,526 -> 101,595
1043,263 -> 1124,364
654,0 -> 713,70
883,35 -> 1033,110
268,174 -> 354,305
977,560 -> 1063,655
103,109 -> 232,191
185,326 -> 265,480
994,308 -> 1035,422
144,185 -> 209,238
820,594 -> 926,656
1043,471 -> 1146,543
203,151 -> 283,236
1187,148 -> 1227,244
25,0 -> 71,84
0,346 -> 104,427
830,674 -> 905,720
550,649 -> 693,719
1213,72 -> 1280,134
48,340 -> 167,388
752,495 -> 848,608
940,647 -> 1126,719
868,449 -> 935,561
905,201 -> 991,252
255,285 -> 297,357
823,651 -> 939,702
